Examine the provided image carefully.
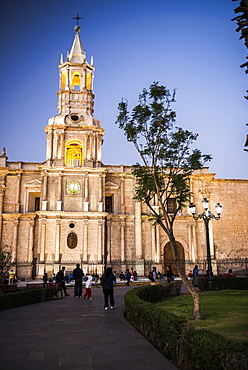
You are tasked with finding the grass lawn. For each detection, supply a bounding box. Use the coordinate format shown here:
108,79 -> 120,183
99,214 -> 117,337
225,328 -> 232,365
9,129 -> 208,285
155,290 -> 248,343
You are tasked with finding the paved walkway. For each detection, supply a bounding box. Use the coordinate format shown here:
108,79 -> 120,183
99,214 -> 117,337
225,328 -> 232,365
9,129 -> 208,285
0,284 -> 178,370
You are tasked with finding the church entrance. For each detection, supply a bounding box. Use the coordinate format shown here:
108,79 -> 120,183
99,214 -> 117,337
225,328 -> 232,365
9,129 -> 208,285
164,241 -> 185,276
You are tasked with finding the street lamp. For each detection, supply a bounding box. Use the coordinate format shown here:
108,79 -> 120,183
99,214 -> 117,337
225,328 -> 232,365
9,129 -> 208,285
189,198 -> 222,291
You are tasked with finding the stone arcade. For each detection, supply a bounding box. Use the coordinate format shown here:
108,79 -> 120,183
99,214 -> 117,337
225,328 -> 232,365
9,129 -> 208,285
0,23 -> 248,279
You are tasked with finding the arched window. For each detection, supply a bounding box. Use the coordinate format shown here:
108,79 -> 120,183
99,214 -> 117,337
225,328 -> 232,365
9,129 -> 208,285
65,139 -> 83,167
72,71 -> 80,90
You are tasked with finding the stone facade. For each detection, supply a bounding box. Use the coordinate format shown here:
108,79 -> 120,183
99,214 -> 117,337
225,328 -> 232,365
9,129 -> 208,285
0,26 -> 247,279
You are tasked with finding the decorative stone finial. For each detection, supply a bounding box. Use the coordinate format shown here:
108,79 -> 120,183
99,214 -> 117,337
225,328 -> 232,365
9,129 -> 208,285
1,147 -> 6,156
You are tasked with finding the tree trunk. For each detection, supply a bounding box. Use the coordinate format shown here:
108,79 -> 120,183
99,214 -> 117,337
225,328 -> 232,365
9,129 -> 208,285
169,235 -> 203,320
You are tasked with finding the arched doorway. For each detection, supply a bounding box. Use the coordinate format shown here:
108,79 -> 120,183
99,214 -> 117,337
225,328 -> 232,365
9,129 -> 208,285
164,241 -> 185,276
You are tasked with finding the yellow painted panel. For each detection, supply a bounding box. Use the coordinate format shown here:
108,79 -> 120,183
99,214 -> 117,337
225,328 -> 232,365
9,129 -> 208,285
86,73 -> 91,90
61,73 -> 66,89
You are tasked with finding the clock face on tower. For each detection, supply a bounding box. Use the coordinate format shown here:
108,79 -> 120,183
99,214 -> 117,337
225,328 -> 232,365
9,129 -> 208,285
67,181 -> 81,194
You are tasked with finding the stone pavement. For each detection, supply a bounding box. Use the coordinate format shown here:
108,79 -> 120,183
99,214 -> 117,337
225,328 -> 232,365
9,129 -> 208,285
0,284 -> 178,370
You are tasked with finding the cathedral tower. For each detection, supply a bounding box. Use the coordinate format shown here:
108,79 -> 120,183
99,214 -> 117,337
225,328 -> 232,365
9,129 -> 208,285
44,20 -> 104,168
36,19 -> 107,277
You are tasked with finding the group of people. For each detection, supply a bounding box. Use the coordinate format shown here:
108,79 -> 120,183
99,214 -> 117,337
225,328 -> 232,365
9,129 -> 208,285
148,266 -> 174,283
119,268 -> 137,286
45,264 -> 116,310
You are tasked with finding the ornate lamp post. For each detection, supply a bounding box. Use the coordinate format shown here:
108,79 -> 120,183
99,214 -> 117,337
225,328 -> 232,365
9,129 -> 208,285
189,198 -> 222,291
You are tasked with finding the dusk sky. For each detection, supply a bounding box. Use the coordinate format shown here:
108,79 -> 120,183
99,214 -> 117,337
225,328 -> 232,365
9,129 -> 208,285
0,0 -> 247,179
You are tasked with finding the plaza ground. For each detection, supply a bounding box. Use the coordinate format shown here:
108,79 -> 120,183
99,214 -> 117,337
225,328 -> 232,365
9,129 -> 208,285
0,283 -> 178,370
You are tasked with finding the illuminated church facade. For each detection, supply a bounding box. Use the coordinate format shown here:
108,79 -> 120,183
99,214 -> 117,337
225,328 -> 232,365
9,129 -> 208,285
0,23 -> 248,279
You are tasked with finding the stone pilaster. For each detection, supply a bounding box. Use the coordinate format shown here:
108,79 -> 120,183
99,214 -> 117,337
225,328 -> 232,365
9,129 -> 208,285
83,219 -> 88,262
28,220 -> 35,263
135,202 -> 142,258
55,218 -> 61,262
0,185 -> 5,242
40,218 -> 46,262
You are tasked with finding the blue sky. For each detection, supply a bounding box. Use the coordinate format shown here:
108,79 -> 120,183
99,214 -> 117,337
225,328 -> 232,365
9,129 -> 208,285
0,0 -> 247,179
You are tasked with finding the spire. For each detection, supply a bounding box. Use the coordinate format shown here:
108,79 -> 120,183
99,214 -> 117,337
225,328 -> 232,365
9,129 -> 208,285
68,14 -> 85,64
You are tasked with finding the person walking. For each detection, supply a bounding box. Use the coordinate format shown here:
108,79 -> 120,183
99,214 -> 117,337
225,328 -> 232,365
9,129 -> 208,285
100,267 -> 116,310
56,266 -> 69,296
83,275 -> 92,299
73,263 -> 84,298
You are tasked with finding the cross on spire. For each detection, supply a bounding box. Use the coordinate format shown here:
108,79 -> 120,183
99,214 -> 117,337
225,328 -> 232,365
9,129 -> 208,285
73,14 -> 83,26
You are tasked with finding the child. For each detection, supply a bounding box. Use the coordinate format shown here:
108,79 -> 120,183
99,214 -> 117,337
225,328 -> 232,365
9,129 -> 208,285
83,276 -> 92,299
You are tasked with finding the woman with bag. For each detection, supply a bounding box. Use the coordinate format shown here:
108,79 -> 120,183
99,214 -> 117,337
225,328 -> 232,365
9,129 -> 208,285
100,267 -> 116,310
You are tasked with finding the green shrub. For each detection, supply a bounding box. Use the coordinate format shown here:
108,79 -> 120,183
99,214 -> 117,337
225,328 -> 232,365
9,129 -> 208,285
124,283 -> 248,369
215,277 -> 248,290
0,287 -> 57,311
193,277 -> 248,291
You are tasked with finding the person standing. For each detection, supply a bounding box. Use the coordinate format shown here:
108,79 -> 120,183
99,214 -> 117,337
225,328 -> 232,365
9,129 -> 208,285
42,272 -> 48,287
100,267 -> 116,310
56,266 -> 69,296
125,269 -> 131,286
152,267 -> 157,282
166,265 -> 173,283
73,264 -> 84,298
8,269 -> 15,284
193,265 -> 199,275
83,275 -> 92,299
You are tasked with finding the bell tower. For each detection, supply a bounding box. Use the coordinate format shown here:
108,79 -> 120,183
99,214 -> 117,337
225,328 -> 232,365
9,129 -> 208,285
44,17 -> 104,168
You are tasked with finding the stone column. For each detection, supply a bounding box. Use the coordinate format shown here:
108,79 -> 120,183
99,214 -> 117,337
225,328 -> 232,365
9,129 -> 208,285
135,202 -> 142,259
57,174 -> 62,211
156,225 -> 160,263
0,185 -> 5,241
120,217 -> 125,263
54,130 -> 58,159
192,224 -> 197,261
54,218 -> 61,263
83,219 -> 88,262
98,174 -> 103,212
120,176 -> 125,214
66,65 -> 70,90
98,219 -> 104,263
151,225 -> 156,261
12,219 -> 19,262
28,220 -> 35,263
106,217 -> 112,264
16,174 -> 21,213
60,130 -> 65,160
84,173 -> 89,212
40,218 -> 46,262
46,130 -> 53,161
97,134 -> 102,162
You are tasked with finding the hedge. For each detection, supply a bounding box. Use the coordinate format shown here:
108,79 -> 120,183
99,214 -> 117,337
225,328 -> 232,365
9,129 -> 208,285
194,276 -> 248,291
0,287 -> 57,311
124,283 -> 248,370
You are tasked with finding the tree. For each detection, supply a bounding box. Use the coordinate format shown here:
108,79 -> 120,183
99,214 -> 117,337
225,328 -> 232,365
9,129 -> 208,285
116,82 -> 212,320
0,246 -> 14,285
231,0 -> 248,150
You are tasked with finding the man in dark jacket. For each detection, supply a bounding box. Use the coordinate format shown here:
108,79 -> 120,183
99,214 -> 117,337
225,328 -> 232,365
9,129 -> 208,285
73,264 -> 84,298
56,266 -> 69,296
100,267 -> 116,310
